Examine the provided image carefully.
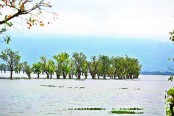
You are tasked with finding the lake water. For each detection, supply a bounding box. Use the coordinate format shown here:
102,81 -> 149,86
0,74 -> 173,116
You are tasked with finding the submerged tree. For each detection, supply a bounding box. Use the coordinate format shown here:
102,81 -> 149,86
53,52 -> 70,79
82,60 -> 88,79
0,48 -> 20,79
40,56 -> 50,79
99,55 -> 110,79
72,52 -> 87,79
47,60 -> 55,79
68,58 -> 75,79
24,63 -> 32,79
89,56 -> 98,79
32,62 -> 42,78
0,63 -> 6,73
14,63 -> 23,73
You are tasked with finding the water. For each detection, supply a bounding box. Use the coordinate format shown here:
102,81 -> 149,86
0,74 -> 173,116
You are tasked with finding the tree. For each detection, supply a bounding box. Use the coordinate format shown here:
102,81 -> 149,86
166,88 -> 174,116
14,62 -> 23,73
24,63 -> 32,79
0,0 -> 53,43
166,30 -> 174,115
47,60 -> 55,79
21,61 -> 27,73
72,52 -> 87,79
32,62 -> 42,78
99,55 -> 110,79
82,60 -> 88,79
68,58 -> 75,79
0,48 -> 20,79
53,52 -> 70,79
89,56 -> 98,79
0,63 -> 6,73
40,56 -> 49,79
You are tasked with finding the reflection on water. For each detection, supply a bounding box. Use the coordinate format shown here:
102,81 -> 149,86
0,75 -> 173,116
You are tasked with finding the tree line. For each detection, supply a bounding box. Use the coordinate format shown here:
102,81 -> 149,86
0,48 -> 142,80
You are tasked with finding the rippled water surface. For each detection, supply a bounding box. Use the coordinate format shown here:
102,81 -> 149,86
0,75 -> 173,116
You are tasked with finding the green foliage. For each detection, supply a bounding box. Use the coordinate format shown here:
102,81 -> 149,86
99,55 -> 110,79
0,48 -> 20,79
110,110 -> 144,114
53,52 -> 70,79
110,107 -> 144,114
32,62 -> 42,78
24,63 -> 32,79
0,50 -> 141,80
166,88 -> 174,104
0,63 -> 6,72
47,60 -> 55,79
40,56 -> 54,79
15,63 -> 23,73
89,56 -> 98,79
72,52 -> 87,79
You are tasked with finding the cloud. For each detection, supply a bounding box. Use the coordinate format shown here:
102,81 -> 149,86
13,0 -> 174,41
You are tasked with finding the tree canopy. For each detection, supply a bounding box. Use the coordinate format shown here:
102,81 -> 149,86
0,48 -> 20,79
0,49 -> 142,80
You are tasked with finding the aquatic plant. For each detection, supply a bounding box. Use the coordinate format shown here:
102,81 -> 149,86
110,107 -> 144,114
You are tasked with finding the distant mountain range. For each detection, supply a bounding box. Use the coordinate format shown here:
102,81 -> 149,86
1,35 -> 174,72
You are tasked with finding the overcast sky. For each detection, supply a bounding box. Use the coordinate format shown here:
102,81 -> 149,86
15,0 -> 174,42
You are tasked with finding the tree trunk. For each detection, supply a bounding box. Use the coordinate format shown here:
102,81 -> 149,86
103,74 -> 106,79
78,73 -> 81,79
63,72 -> 66,79
92,75 -> 95,79
69,74 -> 72,79
28,74 -> 31,79
85,73 -> 87,79
46,72 -> 49,79
50,74 -> 52,79
10,68 -> 13,80
37,73 -> 39,79
56,73 -> 60,79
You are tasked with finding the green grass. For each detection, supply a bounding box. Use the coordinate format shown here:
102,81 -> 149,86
110,110 -> 144,114
110,107 -> 144,114
119,108 -> 143,110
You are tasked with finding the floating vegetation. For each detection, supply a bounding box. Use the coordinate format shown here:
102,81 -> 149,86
119,88 -> 128,89
67,108 -> 106,111
79,87 -> 85,89
110,107 -> 144,114
134,88 -> 141,90
117,88 -> 141,90
58,86 -> 64,88
41,85 -> 56,87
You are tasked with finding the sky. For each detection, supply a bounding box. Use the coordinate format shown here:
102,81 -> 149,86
1,0 -> 174,71
12,0 -> 173,42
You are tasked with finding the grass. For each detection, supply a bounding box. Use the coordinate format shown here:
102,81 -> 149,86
110,107 -> 144,114
119,108 -> 144,110
110,110 -> 144,114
